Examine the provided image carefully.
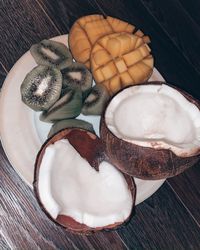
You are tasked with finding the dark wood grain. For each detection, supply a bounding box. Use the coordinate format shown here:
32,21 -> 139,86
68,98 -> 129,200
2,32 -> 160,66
92,0 -> 200,99
179,0 -> 200,27
0,234 -> 10,250
141,0 -> 200,72
37,0 -> 102,33
167,163 -> 200,225
0,143 -> 127,250
0,63 -> 7,88
117,183 -> 200,249
0,0 -> 60,71
0,66 -> 8,250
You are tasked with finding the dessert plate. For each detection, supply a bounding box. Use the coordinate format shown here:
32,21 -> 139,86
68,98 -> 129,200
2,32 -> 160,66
0,35 -> 165,205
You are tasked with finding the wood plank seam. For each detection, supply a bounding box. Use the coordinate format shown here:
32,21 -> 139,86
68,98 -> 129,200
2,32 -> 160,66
178,0 -> 200,28
0,62 -> 8,74
166,180 -> 200,228
139,0 -> 200,76
35,0 -> 62,35
114,233 -> 129,250
88,0 -> 107,16
178,0 -> 200,27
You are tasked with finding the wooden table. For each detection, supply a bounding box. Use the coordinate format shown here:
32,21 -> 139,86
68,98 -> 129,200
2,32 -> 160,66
0,1 -> 200,249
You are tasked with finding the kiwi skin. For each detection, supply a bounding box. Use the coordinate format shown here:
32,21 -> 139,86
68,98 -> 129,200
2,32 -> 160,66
48,119 -> 95,138
82,84 -> 110,116
20,65 -> 62,111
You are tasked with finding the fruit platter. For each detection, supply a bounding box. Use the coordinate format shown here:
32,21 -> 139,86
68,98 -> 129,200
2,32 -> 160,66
0,15 -> 200,234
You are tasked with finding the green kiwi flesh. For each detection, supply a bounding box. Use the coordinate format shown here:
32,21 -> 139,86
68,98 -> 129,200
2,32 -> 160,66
61,62 -> 92,96
48,119 -> 95,138
30,39 -> 73,69
39,86 -> 82,123
20,65 -> 62,111
82,84 -> 110,116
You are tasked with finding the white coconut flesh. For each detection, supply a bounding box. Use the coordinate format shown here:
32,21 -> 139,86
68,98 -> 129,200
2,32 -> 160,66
38,139 -> 133,228
105,84 -> 200,157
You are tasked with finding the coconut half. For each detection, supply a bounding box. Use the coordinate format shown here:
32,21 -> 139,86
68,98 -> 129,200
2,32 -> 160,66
34,129 -> 135,234
100,82 -> 200,179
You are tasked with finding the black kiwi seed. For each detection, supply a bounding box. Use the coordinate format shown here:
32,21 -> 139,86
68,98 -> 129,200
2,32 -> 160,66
30,39 -> 73,70
48,119 -> 95,138
39,86 -> 82,123
61,62 -> 93,97
20,65 -> 62,111
81,84 -> 110,116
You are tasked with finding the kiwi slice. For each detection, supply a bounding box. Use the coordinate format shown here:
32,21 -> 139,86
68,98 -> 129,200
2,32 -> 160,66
40,86 -> 82,123
82,84 -> 110,116
30,39 -> 73,69
61,62 -> 92,96
20,65 -> 62,111
48,119 -> 95,138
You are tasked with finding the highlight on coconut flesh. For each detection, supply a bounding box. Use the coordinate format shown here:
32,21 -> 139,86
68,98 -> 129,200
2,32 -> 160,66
100,82 -> 200,179
34,129 -> 135,234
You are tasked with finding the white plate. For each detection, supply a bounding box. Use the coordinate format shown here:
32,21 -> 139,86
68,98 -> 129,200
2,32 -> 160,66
0,35 -> 165,205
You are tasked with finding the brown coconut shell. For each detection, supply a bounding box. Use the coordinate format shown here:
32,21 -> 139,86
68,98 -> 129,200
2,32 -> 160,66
33,128 -> 135,235
100,81 -> 200,180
